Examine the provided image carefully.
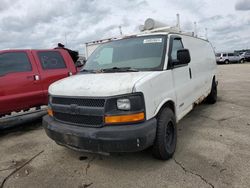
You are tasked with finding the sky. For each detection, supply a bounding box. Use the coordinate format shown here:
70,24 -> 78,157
0,0 -> 250,54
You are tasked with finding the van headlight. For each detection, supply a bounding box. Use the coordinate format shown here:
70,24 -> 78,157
105,93 -> 145,124
117,98 -> 131,110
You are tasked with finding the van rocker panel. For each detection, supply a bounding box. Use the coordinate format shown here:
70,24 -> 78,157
43,115 -> 157,153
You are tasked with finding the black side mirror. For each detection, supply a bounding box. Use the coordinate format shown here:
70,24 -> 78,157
177,49 -> 191,64
76,57 -> 86,67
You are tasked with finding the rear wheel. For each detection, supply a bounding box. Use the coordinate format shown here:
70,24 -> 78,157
152,108 -> 177,160
206,78 -> 217,104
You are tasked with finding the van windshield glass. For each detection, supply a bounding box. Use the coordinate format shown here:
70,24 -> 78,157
83,36 -> 166,72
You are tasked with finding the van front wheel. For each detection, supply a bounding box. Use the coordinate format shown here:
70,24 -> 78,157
152,108 -> 177,160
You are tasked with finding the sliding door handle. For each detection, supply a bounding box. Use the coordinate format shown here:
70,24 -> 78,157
189,68 -> 192,79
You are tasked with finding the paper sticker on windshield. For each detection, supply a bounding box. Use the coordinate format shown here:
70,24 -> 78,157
143,38 -> 162,44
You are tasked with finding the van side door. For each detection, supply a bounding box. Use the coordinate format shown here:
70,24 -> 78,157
168,35 -> 193,117
0,51 -> 44,115
32,50 -> 76,101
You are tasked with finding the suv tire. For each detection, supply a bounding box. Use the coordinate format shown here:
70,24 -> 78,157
224,60 -> 229,64
152,108 -> 177,160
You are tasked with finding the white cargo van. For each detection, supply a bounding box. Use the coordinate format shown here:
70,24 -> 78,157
43,19 -> 217,160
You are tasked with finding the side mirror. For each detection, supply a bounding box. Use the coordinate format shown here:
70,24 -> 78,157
177,49 -> 191,64
76,57 -> 86,67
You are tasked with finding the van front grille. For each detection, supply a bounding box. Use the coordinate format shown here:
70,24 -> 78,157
53,112 -> 103,127
51,96 -> 105,127
52,97 -> 105,107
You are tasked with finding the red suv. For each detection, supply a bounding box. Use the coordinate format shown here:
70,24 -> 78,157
0,49 -> 78,116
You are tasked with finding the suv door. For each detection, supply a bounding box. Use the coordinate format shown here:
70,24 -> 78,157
0,51 -> 44,115
228,53 -> 235,62
32,50 -> 72,101
168,35 -> 193,115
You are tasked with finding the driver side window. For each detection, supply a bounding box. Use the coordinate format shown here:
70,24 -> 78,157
171,38 -> 184,61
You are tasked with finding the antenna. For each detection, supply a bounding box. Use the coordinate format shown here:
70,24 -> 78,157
119,26 -> 123,36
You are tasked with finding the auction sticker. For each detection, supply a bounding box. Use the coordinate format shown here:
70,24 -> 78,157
143,38 -> 162,43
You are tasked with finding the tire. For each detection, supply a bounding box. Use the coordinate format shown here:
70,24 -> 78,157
224,60 -> 229,64
152,108 -> 177,160
206,78 -> 217,104
239,59 -> 244,64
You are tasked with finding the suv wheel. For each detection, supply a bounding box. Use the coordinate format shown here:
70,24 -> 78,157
206,78 -> 217,104
224,60 -> 229,64
239,59 -> 244,64
152,108 -> 177,160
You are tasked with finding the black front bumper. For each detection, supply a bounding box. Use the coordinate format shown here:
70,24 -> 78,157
43,115 -> 157,154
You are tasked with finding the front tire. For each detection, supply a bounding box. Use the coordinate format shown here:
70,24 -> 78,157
152,108 -> 177,160
224,60 -> 229,64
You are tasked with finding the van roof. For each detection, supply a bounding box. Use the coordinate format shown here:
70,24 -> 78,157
86,30 -> 209,46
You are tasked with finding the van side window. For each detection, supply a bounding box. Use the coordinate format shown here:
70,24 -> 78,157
38,51 -> 66,70
171,39 -> 184,61
0,52 -> 32,75
223,54 -> 227,57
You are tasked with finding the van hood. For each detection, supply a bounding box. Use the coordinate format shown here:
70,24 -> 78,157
49,72 -> 154,97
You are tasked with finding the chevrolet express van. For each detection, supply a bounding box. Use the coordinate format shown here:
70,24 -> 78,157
43,19 -> 217,160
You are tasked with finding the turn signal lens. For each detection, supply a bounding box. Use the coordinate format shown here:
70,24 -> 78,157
105,112 -> 145,124
47,108 -> 53,116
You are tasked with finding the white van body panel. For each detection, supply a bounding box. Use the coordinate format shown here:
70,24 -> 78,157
180,35 -> 216,99
133,71 -> 176,120
49,72 -> 154,97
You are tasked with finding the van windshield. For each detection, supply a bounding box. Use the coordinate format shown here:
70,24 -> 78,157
83,36 -> 166,72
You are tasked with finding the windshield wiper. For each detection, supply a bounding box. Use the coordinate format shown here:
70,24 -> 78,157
100,67 -> 139,73
80,69 -> 95,73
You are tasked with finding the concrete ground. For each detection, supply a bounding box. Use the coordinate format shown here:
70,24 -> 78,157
1,64 -> 250,188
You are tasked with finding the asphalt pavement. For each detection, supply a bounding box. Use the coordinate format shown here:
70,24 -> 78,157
1,63 -> 250,188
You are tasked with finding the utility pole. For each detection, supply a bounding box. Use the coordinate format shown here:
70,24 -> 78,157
205,28 -> 208,40
176,13 -> 180,32
194,22 -> 197,37
65,33 -> 68,46
119,26 -> 123,36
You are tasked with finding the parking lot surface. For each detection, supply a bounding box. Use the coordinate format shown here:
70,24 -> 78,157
1,64 -> 250,188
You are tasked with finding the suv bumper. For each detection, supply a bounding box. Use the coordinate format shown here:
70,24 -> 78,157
43,115 -> 157,154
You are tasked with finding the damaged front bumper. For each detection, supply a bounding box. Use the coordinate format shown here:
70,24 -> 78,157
43,115 -> 157,154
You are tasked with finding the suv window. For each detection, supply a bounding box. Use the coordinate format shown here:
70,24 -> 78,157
223,53 -> 227,57
38,51 -> 66,70
171,38 -> 184,60
0,52 -> 32,75
228,53 -> 234,56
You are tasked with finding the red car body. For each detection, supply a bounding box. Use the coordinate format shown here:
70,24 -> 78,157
0,49 -> 77,116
